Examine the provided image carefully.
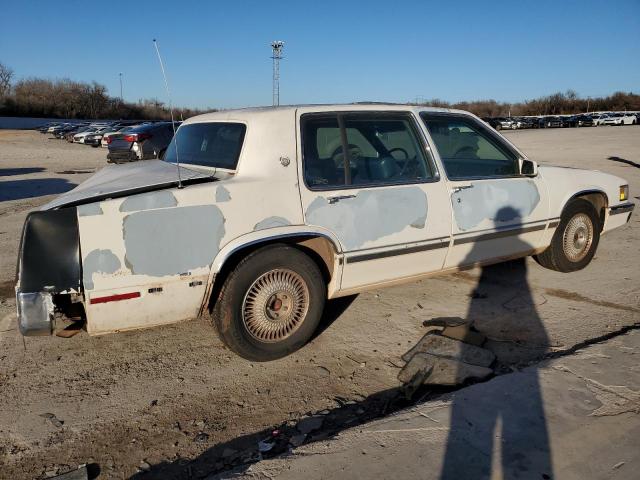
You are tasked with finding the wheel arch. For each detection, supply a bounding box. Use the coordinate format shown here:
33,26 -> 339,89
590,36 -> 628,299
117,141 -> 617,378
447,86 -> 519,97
204,229 -> 343,314
561,189 -> 608,230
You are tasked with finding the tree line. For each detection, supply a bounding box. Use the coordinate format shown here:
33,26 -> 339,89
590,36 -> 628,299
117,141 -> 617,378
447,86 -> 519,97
0,62 -> 212,120
413,90 -> 640,117
1,62 -> 638,120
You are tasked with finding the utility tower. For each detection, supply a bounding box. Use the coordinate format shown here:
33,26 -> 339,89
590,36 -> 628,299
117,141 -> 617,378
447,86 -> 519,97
271,41 -> 284,106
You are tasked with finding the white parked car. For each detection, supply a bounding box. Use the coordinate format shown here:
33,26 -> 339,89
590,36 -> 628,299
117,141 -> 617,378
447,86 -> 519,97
602,114 -> 624,126
621,112 -> 638,125
72,127 -> 104,143
15,105 -> 634,360
590,113 -> 608,126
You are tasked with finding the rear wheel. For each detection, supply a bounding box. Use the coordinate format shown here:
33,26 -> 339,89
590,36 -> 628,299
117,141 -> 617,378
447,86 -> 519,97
534,198 -> 601,272
211,244 -> 326,361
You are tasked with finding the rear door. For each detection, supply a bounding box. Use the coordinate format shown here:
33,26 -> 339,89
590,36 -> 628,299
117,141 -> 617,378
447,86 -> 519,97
420,112 -> 549,268
297,110 -> 452,292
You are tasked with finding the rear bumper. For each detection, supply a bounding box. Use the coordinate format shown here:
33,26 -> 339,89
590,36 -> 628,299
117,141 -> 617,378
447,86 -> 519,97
107,150 -> 138,162
16,291 -> 54,336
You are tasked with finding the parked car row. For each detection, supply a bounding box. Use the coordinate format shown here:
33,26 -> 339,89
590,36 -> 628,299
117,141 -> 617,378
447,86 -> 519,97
483,112 -> 639,130
36,120 -> 179,163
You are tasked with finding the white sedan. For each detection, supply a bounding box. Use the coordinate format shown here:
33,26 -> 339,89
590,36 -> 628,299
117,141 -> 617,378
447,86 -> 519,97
15,105 -> 634,361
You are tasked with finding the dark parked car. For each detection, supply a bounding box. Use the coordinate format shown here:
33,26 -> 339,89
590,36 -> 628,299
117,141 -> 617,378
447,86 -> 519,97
107,122 -> 178,163
561,116 -> 578,128
54,124 -> 85,138
540,116 -> 563,128
514,117 -> 535,129
84,132 -> 105,147
576,115 -> 594,127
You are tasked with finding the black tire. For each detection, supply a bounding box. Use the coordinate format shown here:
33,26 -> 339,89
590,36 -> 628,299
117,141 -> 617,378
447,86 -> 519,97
158,148 -> 166,160
495,124 -> 502,130
534,198 -> 601,272
211,244 -> 326,361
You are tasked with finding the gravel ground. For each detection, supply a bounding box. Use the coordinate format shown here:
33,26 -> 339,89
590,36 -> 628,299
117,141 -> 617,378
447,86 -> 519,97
0,127 -> 638,479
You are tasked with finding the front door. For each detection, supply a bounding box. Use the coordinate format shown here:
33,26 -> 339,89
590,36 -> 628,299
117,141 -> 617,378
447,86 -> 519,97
297,110 -> 452,291
420,112 -> 549,268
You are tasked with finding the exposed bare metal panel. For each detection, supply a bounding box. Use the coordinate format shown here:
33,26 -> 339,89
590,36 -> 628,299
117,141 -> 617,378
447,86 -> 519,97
77,203 -> 103,216
122,205 -> 225,276
253,216 -> 292,231
119,190 -> 177,212
215,186 -> 231,202
305,187 -> 428,250
83,249 -> 121,290
451,179 -> 540,231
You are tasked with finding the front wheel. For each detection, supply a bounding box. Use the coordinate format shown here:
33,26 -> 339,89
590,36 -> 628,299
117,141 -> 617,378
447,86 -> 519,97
534,198 -> 601,272
211,244 -> 326,361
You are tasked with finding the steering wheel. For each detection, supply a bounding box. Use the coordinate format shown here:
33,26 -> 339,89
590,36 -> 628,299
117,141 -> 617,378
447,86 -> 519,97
388,147 -> 413,177
331,144 -> 361,167
454,146 -> 475,158
388,147 -> 409,160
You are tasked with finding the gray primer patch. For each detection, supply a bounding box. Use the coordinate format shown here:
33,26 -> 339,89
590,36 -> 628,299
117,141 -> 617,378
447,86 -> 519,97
305,187 -> 428,250
216,186 -> 231,202
78,203 -> 103,217
119,190 -> 178,212
254,216 -> 291,231
123,205 -> 225,276
83,249 -> 121,290
452,179 -> 540,231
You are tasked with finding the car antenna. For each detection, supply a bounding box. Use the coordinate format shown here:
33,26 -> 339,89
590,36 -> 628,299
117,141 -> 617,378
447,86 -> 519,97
153,38 -> 182,189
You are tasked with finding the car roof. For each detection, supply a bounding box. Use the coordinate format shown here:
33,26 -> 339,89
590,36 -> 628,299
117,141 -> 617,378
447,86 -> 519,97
183,103 -> 468,125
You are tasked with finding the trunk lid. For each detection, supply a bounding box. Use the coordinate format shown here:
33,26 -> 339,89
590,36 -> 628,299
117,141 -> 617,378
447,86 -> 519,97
42,160 -> 218,210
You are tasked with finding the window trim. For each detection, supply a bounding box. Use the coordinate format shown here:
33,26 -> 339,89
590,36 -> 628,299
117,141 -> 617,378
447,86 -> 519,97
419,112 -> 532,181
300,111 -> 440,192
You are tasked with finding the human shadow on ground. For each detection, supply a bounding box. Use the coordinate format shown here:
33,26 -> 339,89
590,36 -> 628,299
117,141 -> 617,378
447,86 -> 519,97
0,167 -> 45,177
0,178 -> 76,202
130,208 -> 553,480
440,247 -> 553,478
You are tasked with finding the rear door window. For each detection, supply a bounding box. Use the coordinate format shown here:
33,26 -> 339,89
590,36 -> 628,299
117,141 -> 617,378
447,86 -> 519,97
302,112 -> 435,189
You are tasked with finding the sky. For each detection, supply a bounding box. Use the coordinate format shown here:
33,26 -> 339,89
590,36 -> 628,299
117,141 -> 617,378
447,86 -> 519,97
1,0 -> 639,109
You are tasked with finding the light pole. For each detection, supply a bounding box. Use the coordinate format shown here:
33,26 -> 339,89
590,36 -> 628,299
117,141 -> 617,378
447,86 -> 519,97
119,72 -> 123,102
271,41 -> 284,106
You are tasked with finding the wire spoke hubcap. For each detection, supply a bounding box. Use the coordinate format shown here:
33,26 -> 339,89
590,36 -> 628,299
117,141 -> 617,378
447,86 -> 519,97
242,269 -> 310,343
562,213 -> 594,262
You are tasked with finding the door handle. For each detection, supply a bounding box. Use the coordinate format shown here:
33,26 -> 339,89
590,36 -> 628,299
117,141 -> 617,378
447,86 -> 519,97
327,194 -> 356,204
452,184 -> 473,193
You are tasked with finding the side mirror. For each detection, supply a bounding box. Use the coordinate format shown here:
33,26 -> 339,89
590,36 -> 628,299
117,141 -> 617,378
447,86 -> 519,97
520,158 -> 538,176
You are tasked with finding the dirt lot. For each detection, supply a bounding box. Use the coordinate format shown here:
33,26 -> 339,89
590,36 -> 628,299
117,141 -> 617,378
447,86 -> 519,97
0,127 -> 638,479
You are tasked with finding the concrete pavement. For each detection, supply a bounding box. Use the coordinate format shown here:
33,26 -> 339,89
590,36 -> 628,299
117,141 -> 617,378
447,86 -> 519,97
225,329 -> 640,480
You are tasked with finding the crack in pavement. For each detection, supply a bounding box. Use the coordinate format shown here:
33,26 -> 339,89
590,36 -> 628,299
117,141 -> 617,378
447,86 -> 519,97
544,288 -> 640,314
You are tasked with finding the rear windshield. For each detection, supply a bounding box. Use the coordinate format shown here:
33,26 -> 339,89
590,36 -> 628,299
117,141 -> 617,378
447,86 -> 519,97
163,122 -> 246,170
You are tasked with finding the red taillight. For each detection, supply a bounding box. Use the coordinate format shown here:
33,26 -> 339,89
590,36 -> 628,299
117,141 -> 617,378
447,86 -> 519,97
106,136 -> 113,144
123,133 -> 151,143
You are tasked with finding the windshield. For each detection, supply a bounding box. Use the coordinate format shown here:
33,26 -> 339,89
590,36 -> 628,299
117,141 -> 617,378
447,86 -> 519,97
163,122 -> 246,170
